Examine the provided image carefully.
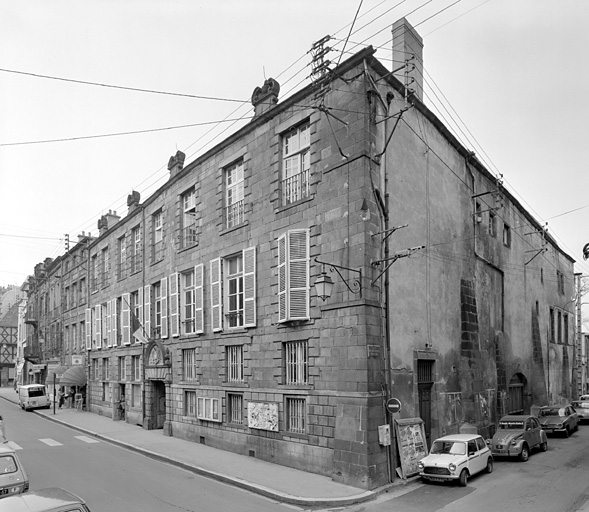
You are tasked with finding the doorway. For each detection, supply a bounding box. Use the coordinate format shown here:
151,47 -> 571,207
153,380 -> 166,429
417,359 -> 434,448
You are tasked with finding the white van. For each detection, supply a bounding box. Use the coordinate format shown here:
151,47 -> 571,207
18,384 -> 50,411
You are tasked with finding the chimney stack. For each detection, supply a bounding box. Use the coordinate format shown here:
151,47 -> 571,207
392,18 -> 423,101
127,190 -> 141,214
251,78 -> 280,116
98,210 -> 121,235
168,150 -> 186,178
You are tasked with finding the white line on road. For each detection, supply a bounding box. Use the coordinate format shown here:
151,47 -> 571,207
39,438 -> 63,446
5,442 -> 22,450
75,436 -> 99,444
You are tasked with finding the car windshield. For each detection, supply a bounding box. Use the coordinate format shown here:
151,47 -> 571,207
498,421 -> 524,430
540,407 -> 565,417
27,387 -> 46,397
431,441 -> 466,455
0,455 -> 17,474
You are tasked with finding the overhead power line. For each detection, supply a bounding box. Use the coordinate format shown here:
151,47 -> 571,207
0,67 -> 246,103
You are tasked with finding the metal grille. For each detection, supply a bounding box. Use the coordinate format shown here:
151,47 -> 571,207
287,397 -> 306,433
183,349 -> 197,381
417,359 -> 434,384
228,393 -> 243,424
285,341 -> 308,385
227,345 -> 243,383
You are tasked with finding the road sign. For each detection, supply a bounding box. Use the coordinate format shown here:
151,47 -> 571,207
386,397 -> 402,414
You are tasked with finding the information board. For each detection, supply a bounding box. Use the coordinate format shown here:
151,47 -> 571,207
394,417 -> 428,478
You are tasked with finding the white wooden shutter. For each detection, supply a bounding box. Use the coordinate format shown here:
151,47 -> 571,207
288,229 -> 309,319
85,308 -> 92,349
243,247 -> 256,327
94,304 -> 101,349
122,293 -> 130,345
210,258 -> 222,332
194,264 -> 204,334
138,287 -> 144,327
161,277 -> 169,339
106,300 -> 112,347
144,285 -> 151,339
278,233 -> 287,322
113,299 -> 120,346
170,273 -> 179,338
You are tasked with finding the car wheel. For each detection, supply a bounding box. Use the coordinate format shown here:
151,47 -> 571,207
540,441 -> 548,452
485,458 -> 493,473
459,469 -> 468,487
564,427 -> 570,438
574,423 -> 579,432
519,445 -> 529,462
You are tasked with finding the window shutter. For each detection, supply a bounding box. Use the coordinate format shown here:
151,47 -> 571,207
161,277 -> 168,339
112,299 -> 119,346
210,258 -> 222,332
144,285 -> 151,339
138,287 -> 144,327
194,264 -> 204,334
85,308 -> 92,349
278,233 -> 287,322
243,246 -> 256,327
122,293 -> 130,345
106,300 -> 112,347
95,304 -> 102,349
288,229 -> 309,320
170,273 -> 179,337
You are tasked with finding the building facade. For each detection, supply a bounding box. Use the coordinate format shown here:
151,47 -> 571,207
21,20 -> 576,490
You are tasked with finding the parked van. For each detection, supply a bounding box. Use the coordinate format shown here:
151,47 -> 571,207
18,384 -> 50,411
0,445 -> 29,499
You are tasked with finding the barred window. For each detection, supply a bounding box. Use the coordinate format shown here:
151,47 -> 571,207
183,348 -> 197,381
227,345 -> 243,383
286,396 -> 306,434
185,390 -> 197,417
227,393 -> 243,425
285,341 -> 308,385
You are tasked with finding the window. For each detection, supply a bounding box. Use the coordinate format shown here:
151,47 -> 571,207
119,356 -> 126,381
183,348 -> 197,381
101,302 -> 108,347
103,358 -> 110,380
152,210 -> 164,262
550,307 -> 555,343
92,359 -> 99,380
131,226 -> 142,274
225,160 -> 244,228
132,355 -> 141,380
226,254 -> 243,328
132,384 -> 141,407
210,247 -> 256,331
557,271 -> 565,294
71,323 -> 77,352
227,393 -> 243,425
558,311 -> 562,344
101,247 -> 109,287
102,382 -> 110,402
185,391 -> 197,417
286,396 -> 306,434
153,281 -> 162,338
285,341 -> 308,385
71,283 -> 77,308
80,278 -> 86,304
227,345 -> 243,383
117,235 -> 126,279
502,223 -> 511,247
91,254 -> 98,291
197,396 -> 220,421
278,229 -> 309,323
178,267 -> 203,335
488,212 -> 496,237
564,314 -> 569,344
64,287 -> 69,310
282,122 -> 310,205
182,188 -> 197,248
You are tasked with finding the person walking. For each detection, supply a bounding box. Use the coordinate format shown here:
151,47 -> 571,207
58,387 -> 65,409
0,414 -> 7,443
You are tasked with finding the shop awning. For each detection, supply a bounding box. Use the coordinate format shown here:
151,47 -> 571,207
59,366 -> 87,387
45,365 -> 69,386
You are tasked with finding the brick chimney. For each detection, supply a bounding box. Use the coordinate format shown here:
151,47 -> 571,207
168,150 -> 186,178
392,18 -> 423,101
251,78 -> 280,116
97,210 -> 121,235
127,190 -> 141,214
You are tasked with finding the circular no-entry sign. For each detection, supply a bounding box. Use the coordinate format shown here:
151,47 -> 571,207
386,397 -> 402,414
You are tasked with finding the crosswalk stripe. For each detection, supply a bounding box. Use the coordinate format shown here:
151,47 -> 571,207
75,436 -> 99,444
39,438 -> 63,446
6,442 -> 22,450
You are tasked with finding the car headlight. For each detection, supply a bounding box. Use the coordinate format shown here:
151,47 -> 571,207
556,423 -> 563,428
418,461 -> 424,470
449,463 -> 456,472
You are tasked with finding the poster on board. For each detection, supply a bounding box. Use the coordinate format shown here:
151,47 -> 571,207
395,417 -> 428,478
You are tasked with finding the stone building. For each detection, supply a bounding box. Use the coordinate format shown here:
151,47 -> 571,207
21,20 -> 575,490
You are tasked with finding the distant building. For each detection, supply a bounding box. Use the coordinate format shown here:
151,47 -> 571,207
0,302 -> 19,387
22,19 -> 575,490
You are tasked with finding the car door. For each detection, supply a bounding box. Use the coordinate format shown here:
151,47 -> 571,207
528,417 -> 541,447
524,417 -> 538,447
568,406 -> 578,429
468,439 -> 484,474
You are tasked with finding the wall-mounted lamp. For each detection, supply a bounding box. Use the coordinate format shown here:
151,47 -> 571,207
314,257 -> 362,301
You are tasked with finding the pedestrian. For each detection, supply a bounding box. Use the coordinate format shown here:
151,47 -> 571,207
58,387 -> 65,409
0,414 -> 7,443
68,387 -> 76,408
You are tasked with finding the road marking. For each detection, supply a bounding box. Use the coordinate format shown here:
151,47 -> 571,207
39,438 -> 63,446
75,436 -> 99,444
5,442 -> 22,450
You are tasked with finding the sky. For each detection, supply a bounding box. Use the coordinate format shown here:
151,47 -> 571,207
1,0 -> 589,295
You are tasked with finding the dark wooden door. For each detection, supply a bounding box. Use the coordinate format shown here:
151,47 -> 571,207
418,384 -> 432,448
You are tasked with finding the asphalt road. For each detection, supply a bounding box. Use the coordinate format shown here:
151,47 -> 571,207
333,423 -> 589,512
0,401 -> 299,512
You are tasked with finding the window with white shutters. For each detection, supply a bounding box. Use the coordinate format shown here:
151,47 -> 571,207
282,122 -> 310,205
278,229 -> 309,322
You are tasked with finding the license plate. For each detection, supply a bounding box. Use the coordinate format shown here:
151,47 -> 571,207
427,477 -> 445,482
31,401 -> 37,406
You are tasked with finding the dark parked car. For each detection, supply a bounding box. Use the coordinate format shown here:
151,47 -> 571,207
488,415 -> 548,461
539,405 -> 579,437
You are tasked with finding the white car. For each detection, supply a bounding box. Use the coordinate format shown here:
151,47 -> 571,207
418,433 -> 493,486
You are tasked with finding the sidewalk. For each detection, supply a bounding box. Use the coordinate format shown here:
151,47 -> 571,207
0,387 -> 413,507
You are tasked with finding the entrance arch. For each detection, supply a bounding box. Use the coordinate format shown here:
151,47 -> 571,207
508,372 -> 526,414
